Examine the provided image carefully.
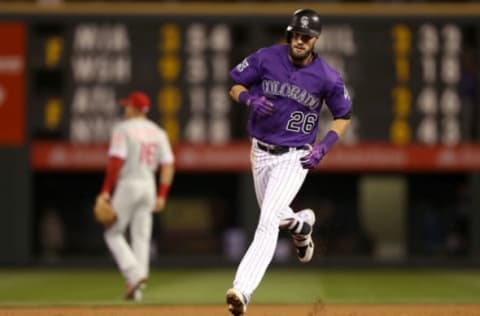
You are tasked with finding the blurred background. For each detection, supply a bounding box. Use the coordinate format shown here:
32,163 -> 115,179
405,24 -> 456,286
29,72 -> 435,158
0,0 -> 479,271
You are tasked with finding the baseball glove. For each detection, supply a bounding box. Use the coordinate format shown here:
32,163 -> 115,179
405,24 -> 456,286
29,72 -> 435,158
94,193 -> 117,227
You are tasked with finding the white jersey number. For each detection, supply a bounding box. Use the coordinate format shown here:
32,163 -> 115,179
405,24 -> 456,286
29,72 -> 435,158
286,111 -> 317,134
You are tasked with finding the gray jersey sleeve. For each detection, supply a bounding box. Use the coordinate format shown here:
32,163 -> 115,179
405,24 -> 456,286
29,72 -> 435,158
108,125 -> 128,159
156,130 -> 174,165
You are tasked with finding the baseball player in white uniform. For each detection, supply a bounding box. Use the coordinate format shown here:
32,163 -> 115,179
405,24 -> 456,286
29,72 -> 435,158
225,9 -> 352,315
98,91 -> 175,301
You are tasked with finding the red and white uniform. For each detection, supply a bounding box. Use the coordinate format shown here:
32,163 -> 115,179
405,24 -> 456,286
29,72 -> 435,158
104,117 -> 174,286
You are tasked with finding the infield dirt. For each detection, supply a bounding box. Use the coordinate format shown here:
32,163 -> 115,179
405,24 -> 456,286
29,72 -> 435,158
1,304 -> 480,316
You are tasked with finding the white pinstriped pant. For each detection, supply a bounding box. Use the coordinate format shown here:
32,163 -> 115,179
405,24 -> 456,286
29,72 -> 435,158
232,139 -> 309,301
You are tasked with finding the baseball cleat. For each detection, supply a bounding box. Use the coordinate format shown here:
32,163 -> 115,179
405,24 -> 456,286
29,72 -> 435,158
124,278 -> 147,301
226,288 -> 247,316
293,208 -> 315,263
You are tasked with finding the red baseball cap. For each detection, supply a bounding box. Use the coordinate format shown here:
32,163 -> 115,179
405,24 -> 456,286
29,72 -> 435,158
119,91 -> 150,112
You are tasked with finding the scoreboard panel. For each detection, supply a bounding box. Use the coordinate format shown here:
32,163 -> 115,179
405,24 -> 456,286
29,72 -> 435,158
26,16 -> 479,146
29,20 -> 237,145
1,3 -> 480,171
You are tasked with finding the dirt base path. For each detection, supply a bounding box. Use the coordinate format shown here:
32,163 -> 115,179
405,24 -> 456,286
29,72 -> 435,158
1,304 -> 479,316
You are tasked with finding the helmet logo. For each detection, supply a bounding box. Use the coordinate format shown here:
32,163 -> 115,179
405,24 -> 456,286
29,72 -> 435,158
300,16 -> 309,28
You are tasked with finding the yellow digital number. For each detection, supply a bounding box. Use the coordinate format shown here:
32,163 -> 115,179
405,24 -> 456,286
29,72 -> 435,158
159,24 -> 180,52
161,118 -> 179,143
395,57 -> 410,83
392,86 -> 411,118
158,86 -> 181,114
390,120 -> 411,145
44,98 -> 62,130
392,24 -> 411,55
45,36 -> 63,68
158,55 -> 181,82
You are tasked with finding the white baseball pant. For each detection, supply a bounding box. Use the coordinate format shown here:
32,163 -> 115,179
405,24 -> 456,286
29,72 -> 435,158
104,179 -> 155,285
232,139 -> 309,301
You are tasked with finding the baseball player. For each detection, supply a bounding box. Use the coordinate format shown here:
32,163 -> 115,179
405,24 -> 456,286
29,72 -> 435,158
97,91 -> 175,301
225,9 -> 352,315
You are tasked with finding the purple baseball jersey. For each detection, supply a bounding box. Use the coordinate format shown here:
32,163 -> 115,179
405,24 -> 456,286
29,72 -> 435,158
230,44 -> 352,147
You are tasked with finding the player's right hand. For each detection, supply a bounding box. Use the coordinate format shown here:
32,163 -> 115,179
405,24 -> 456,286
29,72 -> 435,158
300,143 -> 327,169
247,96 -> 274,116
153,197 -> 166,213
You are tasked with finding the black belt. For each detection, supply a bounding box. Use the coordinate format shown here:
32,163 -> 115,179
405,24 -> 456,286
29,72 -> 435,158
256,142 -> 306,155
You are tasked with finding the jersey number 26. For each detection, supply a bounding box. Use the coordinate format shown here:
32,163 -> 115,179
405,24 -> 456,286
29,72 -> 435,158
286,111 -> 317,134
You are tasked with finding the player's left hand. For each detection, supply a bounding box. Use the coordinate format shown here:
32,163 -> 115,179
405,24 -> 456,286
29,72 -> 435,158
300,143 -> 328,169
153,197 -> 166,213
248,96 -> 275,116
94,192 -> 117,227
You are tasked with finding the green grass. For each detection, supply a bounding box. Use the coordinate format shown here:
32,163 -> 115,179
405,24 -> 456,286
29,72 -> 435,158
1,268 -> 480,306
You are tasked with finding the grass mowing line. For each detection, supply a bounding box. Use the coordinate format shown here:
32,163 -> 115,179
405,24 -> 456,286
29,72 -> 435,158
0,301 -> 134,307
1,268 -> 480,306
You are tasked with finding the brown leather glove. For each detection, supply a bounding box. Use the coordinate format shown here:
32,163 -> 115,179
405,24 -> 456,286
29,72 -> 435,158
94,193 -> 117,227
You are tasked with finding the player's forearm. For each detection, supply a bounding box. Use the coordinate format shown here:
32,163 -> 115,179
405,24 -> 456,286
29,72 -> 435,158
328,118 -> 351,138
311,118 -> 351,153
159,162 -> 175,185
157,162 -> 175,198
229,84 -> 248,103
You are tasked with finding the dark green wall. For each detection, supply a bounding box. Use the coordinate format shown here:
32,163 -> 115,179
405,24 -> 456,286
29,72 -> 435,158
470,174 -> 480,261
0,148 -> 31,264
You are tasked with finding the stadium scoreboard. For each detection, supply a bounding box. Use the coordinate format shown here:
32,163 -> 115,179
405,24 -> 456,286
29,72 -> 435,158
2,3 -> 480,171
24,13 -> 479,146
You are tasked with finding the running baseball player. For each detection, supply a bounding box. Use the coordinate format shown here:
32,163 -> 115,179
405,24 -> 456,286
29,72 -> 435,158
96,91 -> 175,301
225,8 -> 352,315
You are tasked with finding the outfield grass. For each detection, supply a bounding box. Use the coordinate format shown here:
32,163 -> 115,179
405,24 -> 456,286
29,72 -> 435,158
1,268 -> 480,306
